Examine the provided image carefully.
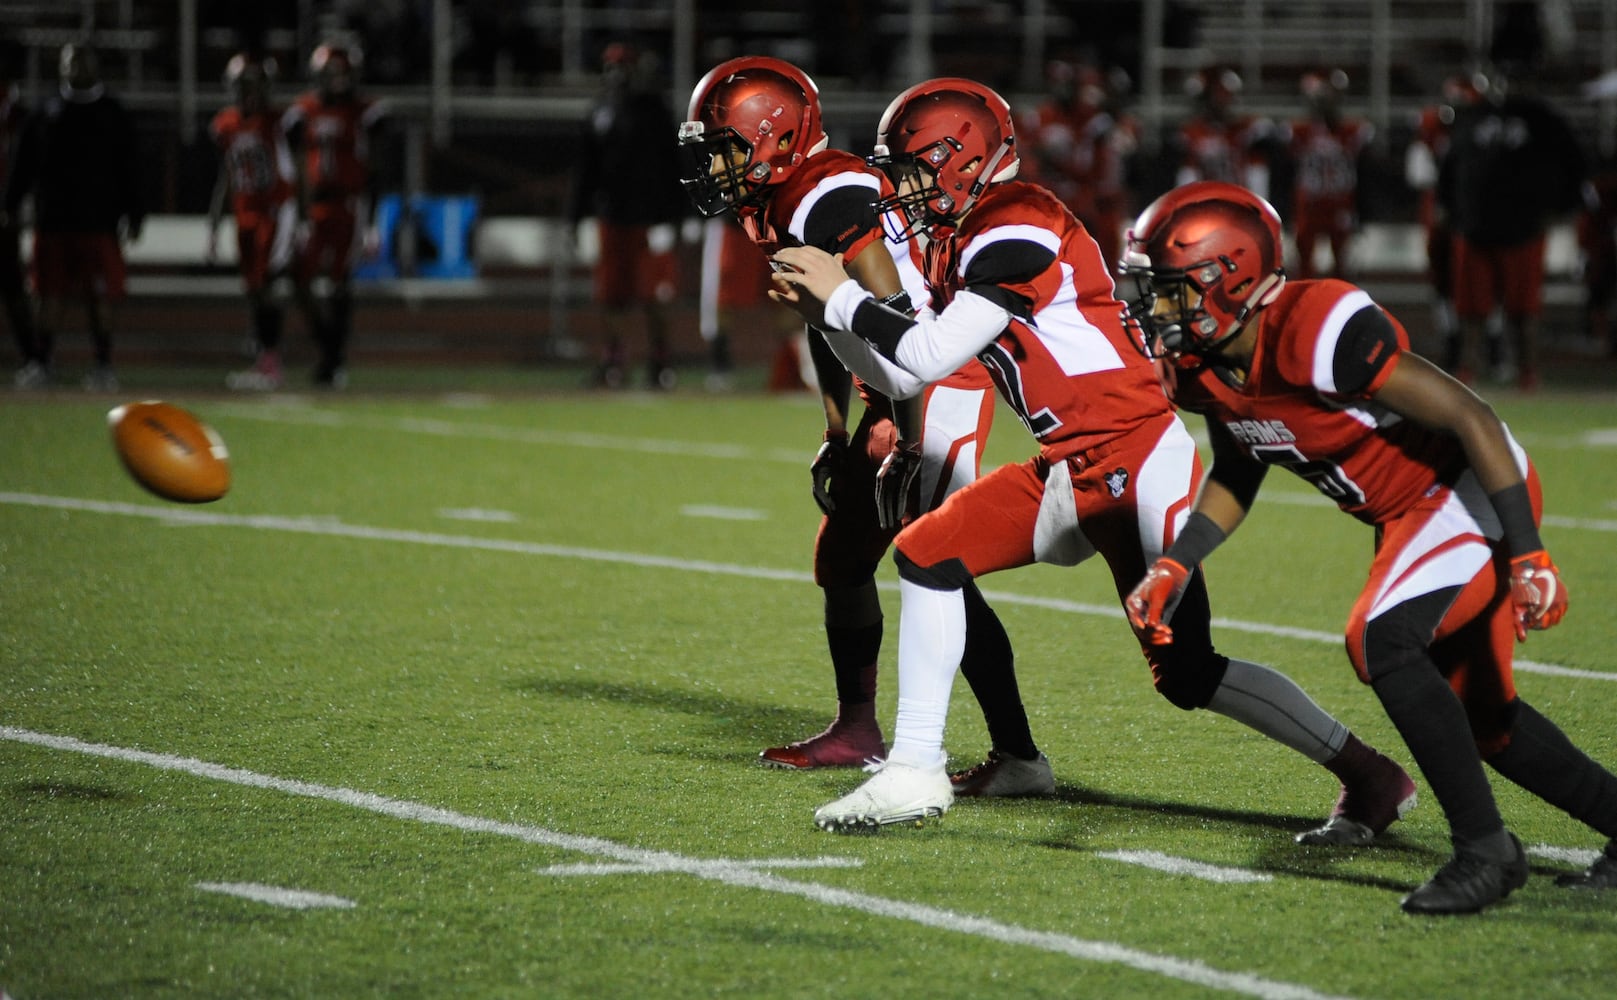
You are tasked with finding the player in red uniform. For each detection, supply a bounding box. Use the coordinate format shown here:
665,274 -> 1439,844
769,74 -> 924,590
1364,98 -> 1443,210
1285,70 -> 1372,280
209,54 -> 300,391
1174,67 -> 1274,200
771,79 -> 1413,835
283,41 -> 386,388
1119,181 -> 1617,914
681,57 -> 1052,796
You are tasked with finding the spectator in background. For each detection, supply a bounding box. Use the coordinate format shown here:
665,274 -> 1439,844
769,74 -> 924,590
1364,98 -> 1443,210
283,39 -> 387,390
208,53 -> 301,392
1575,162 -> 1617,358
1173,66 -> 1275,201
1438,71 -> 1585,391
1021,62 -> 1139,271
1406,74 -> 1483,365
0,37 -> 39,388
1285,69 -> 1372,280
3,42 -> 143,392
569,42 -> 687,390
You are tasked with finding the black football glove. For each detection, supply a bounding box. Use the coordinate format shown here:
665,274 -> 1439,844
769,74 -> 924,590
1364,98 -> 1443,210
875,440 -> 923,530
810,430 -> 849,515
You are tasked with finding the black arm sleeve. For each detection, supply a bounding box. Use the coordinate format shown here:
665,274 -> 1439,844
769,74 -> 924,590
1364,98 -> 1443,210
802,184 -> 882,256
1332,305 -> 1400,397
960,237 -> 1052,321
1204,419 -> 1270,510
850,298 -> 920,361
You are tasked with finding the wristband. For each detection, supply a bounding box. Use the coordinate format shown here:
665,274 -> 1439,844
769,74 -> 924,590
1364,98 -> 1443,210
1488,482 -> 1543,557
1164,511 -> 1228,569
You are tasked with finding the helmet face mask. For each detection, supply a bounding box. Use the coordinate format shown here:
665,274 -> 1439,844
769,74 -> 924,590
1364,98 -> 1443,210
679,56 -> 823,218
869,139 -> 960,241
677,121 -> 785,216
1119,180 -> 1286,362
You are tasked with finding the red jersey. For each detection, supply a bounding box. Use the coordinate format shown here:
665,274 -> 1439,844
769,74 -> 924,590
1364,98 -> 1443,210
742,149 -> 990,394
1171,279 -> 1466,525
926,180 -> 1170,464
283,92 -> 384,202
1287,116 -> 1372,204
209,105 -> 296,217
1176,114 -> 1269,187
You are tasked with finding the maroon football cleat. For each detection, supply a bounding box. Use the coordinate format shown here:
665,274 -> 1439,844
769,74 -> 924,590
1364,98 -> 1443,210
1297,745 -> 1418,845
759,718 -> 885,769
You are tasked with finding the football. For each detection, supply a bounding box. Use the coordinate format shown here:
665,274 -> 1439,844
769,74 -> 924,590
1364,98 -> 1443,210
107,400 -> 231,503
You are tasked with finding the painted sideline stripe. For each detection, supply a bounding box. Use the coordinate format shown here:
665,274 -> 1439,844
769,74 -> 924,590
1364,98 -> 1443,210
194,882 -> 356,910
1097,851 -> 1274,884
540,857 -> 864,876
0,726 -> 1351,1000
1,491 -> 1607,684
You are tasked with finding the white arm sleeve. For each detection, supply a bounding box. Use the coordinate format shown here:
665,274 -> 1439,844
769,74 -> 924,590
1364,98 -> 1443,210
820,279 -> 1010,391
819,327 -> 928,399
892,290 -> 1010,382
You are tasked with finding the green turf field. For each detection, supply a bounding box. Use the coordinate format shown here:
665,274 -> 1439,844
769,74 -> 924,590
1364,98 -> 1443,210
4,375 -> 1616,999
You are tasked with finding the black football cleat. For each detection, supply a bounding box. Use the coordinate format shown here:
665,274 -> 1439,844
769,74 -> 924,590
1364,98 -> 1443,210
1400,834 -> 1529,915
1556,841 -> 1617,889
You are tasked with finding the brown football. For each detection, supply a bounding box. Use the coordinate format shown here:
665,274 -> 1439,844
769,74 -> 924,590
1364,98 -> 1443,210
107,401 -> 231,503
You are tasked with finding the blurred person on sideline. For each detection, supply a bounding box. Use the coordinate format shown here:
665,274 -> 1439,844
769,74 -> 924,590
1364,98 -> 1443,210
1575,161 -> 1617,358
1405,74 -> 1484,365
1173,66 -> 1275,201
769,78 -> 1414,836
1120,180 -> 1617,914
1285,69 -> 1372,280
3,42 -> 142,392
680,58 -> 1053,796
282,39 -> 388,390
696,214 -> 811,393
209,53 -> 302,392
1437,70 -> 1585,391
0,36 -> 38,387
570,42 -> 687,390
1020,61 -> 1139,271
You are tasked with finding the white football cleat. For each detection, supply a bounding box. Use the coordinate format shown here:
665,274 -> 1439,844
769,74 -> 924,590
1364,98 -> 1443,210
814,761 -> 952,832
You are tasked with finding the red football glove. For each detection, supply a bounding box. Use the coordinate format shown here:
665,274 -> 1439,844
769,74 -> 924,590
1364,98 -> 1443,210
1509,550 -> 1569,641
1126,557 -> 1191,646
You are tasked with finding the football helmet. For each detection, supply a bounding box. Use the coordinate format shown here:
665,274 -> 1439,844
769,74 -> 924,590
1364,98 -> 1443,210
869,77 -> 1019,241
1118,180 -> 1286,359
310,41 -> 361,96
678,56 -> 826,217
224,53 -> 275,107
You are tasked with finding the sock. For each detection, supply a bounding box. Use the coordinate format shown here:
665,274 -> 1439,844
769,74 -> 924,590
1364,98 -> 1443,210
1206,659 -> 1347,763
1486,699 -> 1617,841
957,582 -> 1037,760
1323,732 -> 1384,784
824,581 -> 883,706
1370,659 -> 1506,847
885,578 -> 964,769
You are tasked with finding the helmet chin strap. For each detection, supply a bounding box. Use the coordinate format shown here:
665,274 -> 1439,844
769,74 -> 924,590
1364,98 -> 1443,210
959,138 -> 1017,217
1221,270 -> 1286,340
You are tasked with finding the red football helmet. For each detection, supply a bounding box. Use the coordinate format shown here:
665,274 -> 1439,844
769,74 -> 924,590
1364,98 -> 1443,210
1119,180 -> 1286,359
677,56 -> 825,217
869,77 -> 1019,241
310,41 -> 361,97
224,53 -> 275,108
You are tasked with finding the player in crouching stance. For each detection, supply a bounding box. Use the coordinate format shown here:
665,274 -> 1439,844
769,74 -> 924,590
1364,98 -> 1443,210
1119,181 -> 1617,914
770,78 -> 1415,839
681,57 -> 1053,795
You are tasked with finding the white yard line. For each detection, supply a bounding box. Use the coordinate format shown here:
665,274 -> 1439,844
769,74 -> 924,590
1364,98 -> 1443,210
0,726 -> 1353,1000
1097,851 -> 1274,884
1,491 -> 1608,683
194,882 -> 356,910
